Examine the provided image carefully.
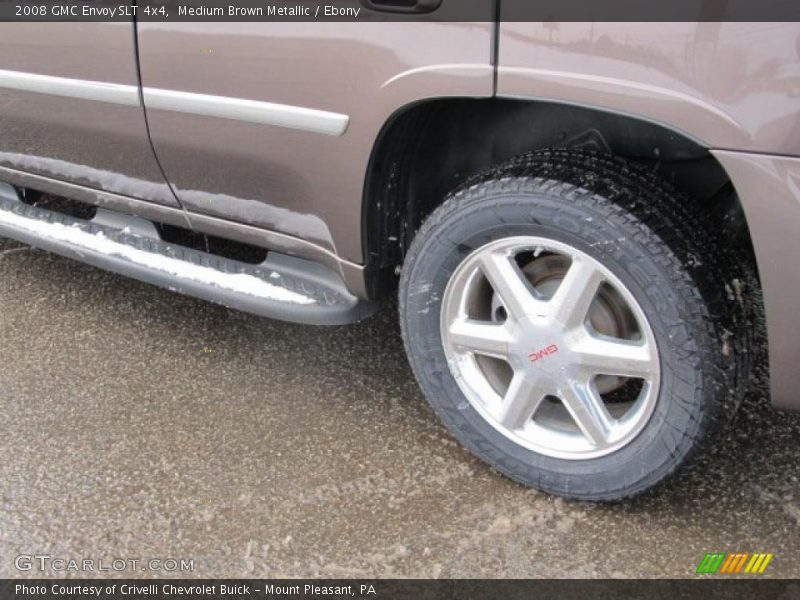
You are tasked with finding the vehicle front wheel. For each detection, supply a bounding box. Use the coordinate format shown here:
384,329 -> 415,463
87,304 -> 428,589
399,150 -> 734,501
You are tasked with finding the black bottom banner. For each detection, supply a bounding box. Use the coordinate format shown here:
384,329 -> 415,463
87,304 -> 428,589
1,579 -> 799,600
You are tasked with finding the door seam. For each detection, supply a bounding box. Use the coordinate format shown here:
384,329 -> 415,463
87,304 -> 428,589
130,2 -> 191,227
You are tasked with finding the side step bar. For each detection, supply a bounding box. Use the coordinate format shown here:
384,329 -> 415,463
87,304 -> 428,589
0,186 -> 374,325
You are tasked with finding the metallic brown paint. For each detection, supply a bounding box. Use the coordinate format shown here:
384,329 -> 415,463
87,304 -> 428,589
0,22 -> 179,207
497,22 -> 800,155
0,17 -> 798,409
135,22 -> 494,258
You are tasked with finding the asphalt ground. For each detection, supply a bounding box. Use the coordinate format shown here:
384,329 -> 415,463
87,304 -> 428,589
1,236 -> 799,578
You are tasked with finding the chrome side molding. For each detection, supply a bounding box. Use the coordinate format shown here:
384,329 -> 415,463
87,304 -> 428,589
0,68 -> 349,136
143,87 -> 349,136
0,68 -> 139,106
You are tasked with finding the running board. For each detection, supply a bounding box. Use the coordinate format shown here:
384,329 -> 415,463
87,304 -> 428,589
0,187 -> 374,325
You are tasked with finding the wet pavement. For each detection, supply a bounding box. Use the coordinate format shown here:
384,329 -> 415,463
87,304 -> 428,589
1,237 -> 799,579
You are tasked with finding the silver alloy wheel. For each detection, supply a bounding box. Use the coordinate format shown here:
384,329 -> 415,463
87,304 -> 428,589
440,236 -> 660,460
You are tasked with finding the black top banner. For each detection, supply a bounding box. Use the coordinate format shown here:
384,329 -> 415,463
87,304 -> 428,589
2,579 -> 800,600
0,0 -> 798,22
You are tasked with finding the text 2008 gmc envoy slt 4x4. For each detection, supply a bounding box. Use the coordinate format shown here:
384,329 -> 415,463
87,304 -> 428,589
0,6 -> 798,500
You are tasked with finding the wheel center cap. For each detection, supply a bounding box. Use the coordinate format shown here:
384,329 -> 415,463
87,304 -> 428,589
511,316 -> 575,376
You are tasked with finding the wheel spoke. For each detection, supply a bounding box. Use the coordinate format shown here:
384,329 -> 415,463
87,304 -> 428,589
574,336 -> 656,379
493,372 -> 548,431
479,251 -> 544,319
548,257 -> 605,328
448,319 -> 511,358
560,382 -> 615,447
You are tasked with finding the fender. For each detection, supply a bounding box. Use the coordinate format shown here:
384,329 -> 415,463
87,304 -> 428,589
496,21 -> 800,156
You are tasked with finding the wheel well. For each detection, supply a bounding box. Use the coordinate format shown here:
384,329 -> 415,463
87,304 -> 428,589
362,97 -> 755,299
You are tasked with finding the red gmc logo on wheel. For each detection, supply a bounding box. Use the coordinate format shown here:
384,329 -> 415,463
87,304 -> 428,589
529,344 -> 559,363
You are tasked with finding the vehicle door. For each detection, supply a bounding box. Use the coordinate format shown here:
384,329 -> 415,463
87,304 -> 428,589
0,18 -> 178,207
136,5 -> 495,264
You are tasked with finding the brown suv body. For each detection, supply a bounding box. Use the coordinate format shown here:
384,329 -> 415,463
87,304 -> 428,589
0,15 -> 798,411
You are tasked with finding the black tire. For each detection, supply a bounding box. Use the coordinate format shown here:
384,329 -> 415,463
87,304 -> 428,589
399,150 -> 738,501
